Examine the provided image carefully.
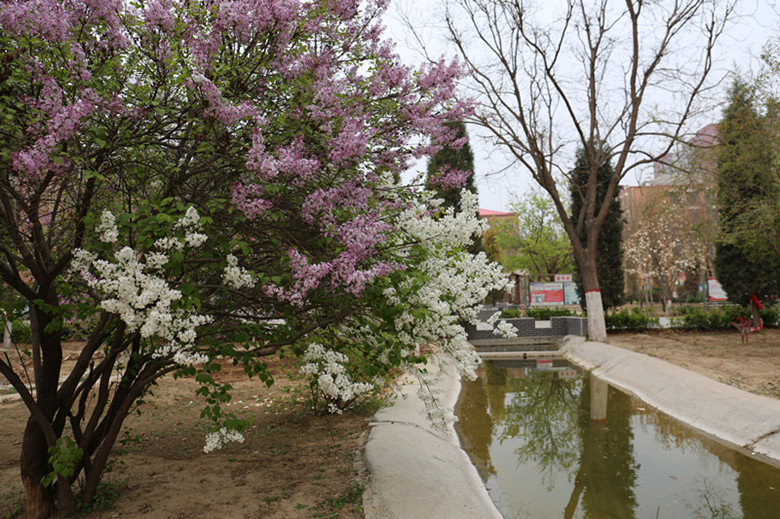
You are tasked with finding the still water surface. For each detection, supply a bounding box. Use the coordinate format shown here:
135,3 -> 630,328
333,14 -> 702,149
455,359 -> 780,519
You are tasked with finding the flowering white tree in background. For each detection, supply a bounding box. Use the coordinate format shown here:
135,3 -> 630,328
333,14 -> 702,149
624,200 -> 708,314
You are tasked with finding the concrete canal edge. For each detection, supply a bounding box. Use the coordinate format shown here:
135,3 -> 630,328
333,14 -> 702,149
362,356 -> 503,519
561,336 -> 780,469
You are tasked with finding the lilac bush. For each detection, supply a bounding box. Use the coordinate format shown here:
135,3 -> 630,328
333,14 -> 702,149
0,0 -> 505,516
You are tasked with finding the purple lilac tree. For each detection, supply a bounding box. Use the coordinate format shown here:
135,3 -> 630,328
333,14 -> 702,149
0,0 -> 511,517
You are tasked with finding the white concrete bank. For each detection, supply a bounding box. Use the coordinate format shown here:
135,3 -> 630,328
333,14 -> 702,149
562,337 -> 780,468
362,358 -> 503,519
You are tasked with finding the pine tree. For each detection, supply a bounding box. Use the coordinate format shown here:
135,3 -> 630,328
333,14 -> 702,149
569,142 -> 625,310
714,81 -> 780,308
426,121 -> 482,253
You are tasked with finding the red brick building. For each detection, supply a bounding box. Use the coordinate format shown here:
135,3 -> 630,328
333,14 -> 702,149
619,124 -> 719,299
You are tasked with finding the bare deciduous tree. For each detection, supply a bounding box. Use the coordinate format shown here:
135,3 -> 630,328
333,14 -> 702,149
441,0 -> 734,340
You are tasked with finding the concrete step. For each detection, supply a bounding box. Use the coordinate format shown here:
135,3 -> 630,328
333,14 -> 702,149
470,337 -> 563,352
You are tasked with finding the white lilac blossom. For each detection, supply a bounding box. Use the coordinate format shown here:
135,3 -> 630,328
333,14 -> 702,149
203,427 -> 245,454
97,210 -> 118,243
223,254 -> 256,289
494,320 -> 517,338
72,208 -> 212,366
154,236 -> 184,252
397,189 -> 513,427
153,206 -> 208,251
299,343 -> 373,413
340,188 -> 514,429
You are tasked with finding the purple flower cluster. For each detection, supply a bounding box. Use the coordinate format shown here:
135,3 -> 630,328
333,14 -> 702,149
1,0 -> 473,319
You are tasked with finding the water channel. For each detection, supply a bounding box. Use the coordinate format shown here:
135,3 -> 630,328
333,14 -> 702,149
455,358 -> 780,519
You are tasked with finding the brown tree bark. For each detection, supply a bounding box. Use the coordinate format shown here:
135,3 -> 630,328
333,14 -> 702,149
21,418 -> 52,519
20,300 -> 72,518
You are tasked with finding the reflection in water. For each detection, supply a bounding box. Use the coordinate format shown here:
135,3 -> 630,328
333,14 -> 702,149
457,366 -> 495,479
577,376 -> 638,519
455,360 -> 780,519
497,362 -> 581,490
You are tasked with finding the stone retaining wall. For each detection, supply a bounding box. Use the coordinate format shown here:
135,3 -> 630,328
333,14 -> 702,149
465,316 -> 588,341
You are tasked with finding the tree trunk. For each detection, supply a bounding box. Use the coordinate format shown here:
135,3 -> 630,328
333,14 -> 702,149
21,299 -> 71,518
580,258 -> 607,342
585,290 -> 607,342
21,418 -> 53,519
751,297 -> 762,328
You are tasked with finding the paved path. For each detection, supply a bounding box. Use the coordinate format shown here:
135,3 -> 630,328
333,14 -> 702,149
362,358 -> 503,519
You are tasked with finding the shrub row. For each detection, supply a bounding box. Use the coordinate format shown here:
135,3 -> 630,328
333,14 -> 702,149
499,308 -> 523,318
526,307 -> 575,320
499,307 -> 577,319
671,305 -> 779,331
601,304 -> 779,332
604,308 -> 659,332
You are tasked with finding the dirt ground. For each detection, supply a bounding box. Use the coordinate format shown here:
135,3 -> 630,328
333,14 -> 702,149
2,328 -> 780,518
0,352 -> 371,519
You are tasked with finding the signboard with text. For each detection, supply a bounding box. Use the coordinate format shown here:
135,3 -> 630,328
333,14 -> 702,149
564,282 -> 580,305
707,278 -> 728,301
530,282 -> 565,305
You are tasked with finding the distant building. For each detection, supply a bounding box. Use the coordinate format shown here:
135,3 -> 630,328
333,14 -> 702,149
478,209 -> 520,303
619,124 -> 719,299
620,123 -> 718,232
478,208 -> 517,225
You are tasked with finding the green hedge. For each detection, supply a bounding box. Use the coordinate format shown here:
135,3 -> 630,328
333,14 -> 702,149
605,308 -> 659,332
499,308 -> 523,318
526,308 -> 575,320
671,305 -> 779,331
762,306 -> 780,328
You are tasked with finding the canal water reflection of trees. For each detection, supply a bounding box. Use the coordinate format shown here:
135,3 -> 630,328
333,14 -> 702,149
455,359 -> 780,519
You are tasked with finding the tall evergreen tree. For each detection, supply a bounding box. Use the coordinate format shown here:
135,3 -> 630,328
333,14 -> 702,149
426,120 -> 482,253
569,142 -> 625,310
714,81 -> 780,314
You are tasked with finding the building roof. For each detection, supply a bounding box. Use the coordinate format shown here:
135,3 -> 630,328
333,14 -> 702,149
478,208 -> 516,217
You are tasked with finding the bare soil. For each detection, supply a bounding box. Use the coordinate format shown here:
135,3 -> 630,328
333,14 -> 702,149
2,328 -> 779,518
0,352 -> 371,519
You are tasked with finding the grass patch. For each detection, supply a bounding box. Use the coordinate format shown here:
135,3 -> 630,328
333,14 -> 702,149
326,482 -> 364,510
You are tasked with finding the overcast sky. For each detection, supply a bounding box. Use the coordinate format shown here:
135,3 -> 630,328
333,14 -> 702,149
383,0 -> 779,211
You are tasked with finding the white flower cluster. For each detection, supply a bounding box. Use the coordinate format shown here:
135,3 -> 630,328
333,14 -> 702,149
299,343 -> 373,414
203,427 -> 245,454
154,206 -> 208,251
382,188 -> 514,428
223,254 -> 256,289
398,190 -> 488,250
97,210 -> 119,243
493,320 -> 517,338
407,359 -> 458,429
72,208 -> 213,366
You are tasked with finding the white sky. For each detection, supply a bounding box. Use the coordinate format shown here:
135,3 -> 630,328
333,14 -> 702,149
383,0 -> 779,211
